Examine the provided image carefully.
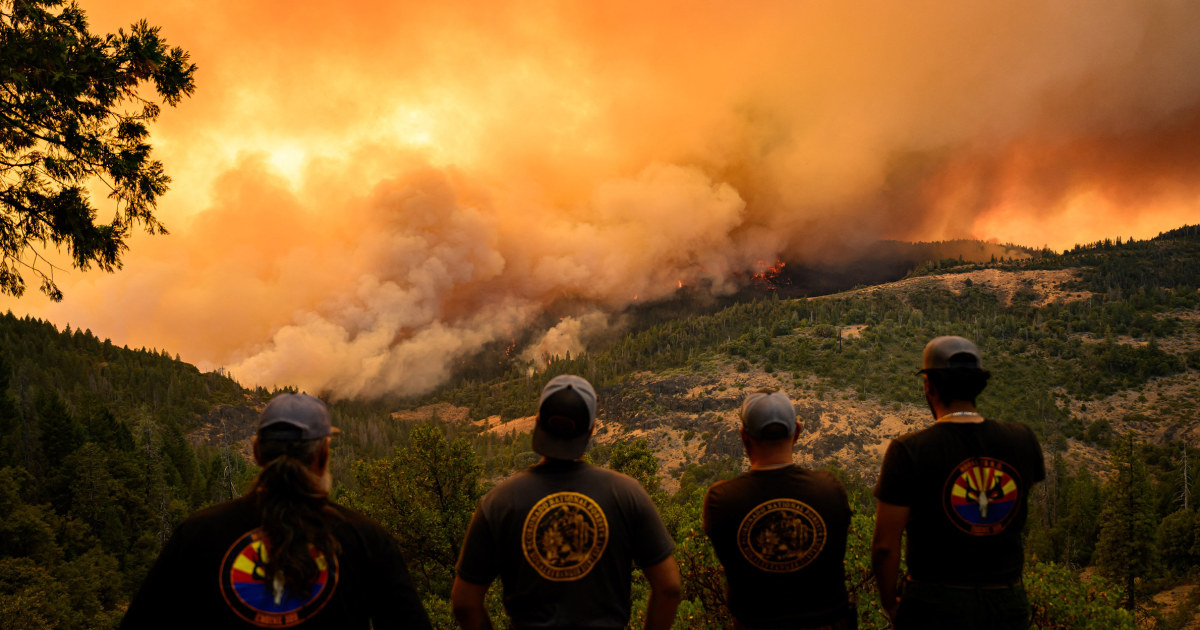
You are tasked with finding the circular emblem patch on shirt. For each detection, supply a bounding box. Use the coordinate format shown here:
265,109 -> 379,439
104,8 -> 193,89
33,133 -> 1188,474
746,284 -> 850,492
736,498 -> 827,573
219,529 -> 338,627
522,492 -> 609,581
943,457 -> 1023,536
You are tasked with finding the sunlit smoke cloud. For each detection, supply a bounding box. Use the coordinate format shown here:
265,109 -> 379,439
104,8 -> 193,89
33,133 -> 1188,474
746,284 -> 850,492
521,312 -> 612,371
10,0 -> 1200,397
216,162 -> 750,396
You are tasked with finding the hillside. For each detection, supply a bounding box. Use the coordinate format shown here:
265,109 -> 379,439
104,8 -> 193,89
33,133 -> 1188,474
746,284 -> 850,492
415,227 -> 1200,485
2,227 -> 1198,628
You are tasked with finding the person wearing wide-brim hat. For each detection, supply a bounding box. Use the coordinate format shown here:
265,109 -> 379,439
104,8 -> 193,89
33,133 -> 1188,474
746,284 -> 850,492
121,393 -> 432,629
872,336 -> 1045,629
451,375 -> 682,630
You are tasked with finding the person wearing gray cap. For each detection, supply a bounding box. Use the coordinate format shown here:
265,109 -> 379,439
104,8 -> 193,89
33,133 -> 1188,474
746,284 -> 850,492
451,374 -> 682,630
872,336 -> 1045,629
120,393 -> 432,629
703,388 -> 854,630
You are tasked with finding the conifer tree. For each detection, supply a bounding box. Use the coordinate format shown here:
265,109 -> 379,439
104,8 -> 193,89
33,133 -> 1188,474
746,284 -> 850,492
1095,432 -> 1159,610
1,0 -> 196,300
35,389 -> 82,468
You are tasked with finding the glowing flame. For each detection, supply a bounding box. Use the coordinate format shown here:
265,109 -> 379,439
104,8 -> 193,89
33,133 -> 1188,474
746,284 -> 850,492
751,258 -> 787,281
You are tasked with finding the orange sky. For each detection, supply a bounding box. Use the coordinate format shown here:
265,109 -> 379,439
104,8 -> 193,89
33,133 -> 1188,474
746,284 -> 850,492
6,0 -> 1200,397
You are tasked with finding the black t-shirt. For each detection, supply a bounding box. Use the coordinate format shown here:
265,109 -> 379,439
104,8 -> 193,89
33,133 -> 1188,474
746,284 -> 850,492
456,459 -> 676,630
702,465 -> 851,628
874,419 -> 1045,584
119,494 -> 431,630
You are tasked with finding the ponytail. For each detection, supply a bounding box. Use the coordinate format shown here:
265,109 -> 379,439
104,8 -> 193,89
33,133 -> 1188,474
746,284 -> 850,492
251,438 -> 341,600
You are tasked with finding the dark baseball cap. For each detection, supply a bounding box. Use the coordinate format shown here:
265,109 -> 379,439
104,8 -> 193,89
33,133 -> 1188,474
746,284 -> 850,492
532,375 -> 597,460
921,336 -> 983,371
258,393 -> 340,441
740,389 -> 797,440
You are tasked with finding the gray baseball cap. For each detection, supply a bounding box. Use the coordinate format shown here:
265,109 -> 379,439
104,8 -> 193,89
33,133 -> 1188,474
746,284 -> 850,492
258,393 -> 340,441
532,375 -> 597,460
740,389 -> 797,439
921,336 -> 983,371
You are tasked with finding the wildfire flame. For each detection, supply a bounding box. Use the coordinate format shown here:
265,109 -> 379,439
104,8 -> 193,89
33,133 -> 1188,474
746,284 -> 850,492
751,259 -> 787,282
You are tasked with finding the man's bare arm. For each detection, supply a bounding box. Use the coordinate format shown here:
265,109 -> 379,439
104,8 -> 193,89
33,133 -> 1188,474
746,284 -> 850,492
450,577 -> 493,630
871,500 -> 910,622
642,556 -> 683,630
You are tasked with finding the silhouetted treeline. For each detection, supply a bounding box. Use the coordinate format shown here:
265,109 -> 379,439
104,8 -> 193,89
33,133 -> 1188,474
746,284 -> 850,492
0,313 -> 264,627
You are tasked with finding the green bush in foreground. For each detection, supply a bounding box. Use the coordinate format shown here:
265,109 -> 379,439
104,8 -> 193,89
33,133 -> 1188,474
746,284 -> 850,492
1026,561 -> 1134,629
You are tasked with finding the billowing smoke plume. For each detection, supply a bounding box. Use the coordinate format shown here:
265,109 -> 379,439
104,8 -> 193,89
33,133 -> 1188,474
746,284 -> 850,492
13,0 -> 1200,397
522,312 -> 613,371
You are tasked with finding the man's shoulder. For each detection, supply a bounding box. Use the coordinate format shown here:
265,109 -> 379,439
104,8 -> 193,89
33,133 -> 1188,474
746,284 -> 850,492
984,417 -> 1037,435
181,494 -> 254,527
703,471 -> 748,501
891,422 -> 941,444
704,470 -> 777,509
480,464 -> 539,496
880,427 -> 927,463
558,462 -> 652,498
979,418 -> 1042,449
328,501 -> 385,529
497,460 -> 636,482
810,470 -> 851,506
708,466 -> 845,499
481,461 -> 625,495
889,418 -> 1039,449
585,463 -> 646,488
324,502 -> 402,551
807,467 -> 845,485
157,495 -> 258,551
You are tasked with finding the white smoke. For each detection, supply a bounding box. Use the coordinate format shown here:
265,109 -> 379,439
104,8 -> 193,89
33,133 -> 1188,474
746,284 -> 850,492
521,312 -> 613,370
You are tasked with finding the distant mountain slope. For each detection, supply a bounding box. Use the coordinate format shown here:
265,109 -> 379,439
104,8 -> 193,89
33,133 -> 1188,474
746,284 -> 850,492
419,225 -> 1200,485
0,315 -> 267,625
760,238 -> 1038,298
0,311 -> 254,428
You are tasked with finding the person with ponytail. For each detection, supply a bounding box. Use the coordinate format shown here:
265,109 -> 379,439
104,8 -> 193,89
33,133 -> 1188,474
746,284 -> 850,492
121,393 -> 432,629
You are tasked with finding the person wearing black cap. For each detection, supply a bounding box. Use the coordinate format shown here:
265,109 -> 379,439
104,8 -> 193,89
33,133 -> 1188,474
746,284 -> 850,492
872,336 -> 1045,629
451,374 -> 682,630
703,388 -> 854,630
120,393 -> 432,629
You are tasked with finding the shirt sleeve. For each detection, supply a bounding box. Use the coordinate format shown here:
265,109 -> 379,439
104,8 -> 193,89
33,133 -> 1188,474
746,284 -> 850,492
630,484 -> 675,569
455,503 -> 501,585
874,439 -> 916,507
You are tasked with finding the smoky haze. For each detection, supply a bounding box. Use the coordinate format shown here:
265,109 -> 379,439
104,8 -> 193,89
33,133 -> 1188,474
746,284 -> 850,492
12,0 -> 1200,398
